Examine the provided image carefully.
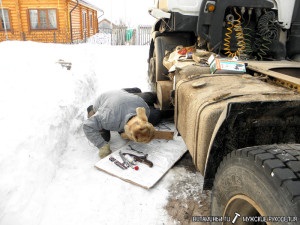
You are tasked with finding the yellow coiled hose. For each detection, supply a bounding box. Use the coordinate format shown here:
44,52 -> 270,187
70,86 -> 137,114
223,21 -> 235,57
223,9 -> 246,58
233,9 -> 246,55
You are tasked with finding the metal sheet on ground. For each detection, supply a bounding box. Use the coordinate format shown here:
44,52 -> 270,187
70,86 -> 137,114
95,122 -> 187,189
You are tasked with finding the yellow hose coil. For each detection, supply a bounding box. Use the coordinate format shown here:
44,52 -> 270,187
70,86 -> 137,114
223,8 -> 246,58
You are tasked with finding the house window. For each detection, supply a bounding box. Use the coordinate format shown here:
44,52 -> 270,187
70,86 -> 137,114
29,9 -> 57,30
0,9 -> 11,30
82,12 -> 87,29
89,13 -> 93,29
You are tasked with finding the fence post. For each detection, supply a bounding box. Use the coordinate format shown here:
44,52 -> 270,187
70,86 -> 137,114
53,32 -> 56,43
137,25 -> 140,45
110,29 -> 112,45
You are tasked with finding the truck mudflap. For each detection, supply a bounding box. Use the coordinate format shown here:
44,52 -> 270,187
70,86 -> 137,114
203,100 -> 300,189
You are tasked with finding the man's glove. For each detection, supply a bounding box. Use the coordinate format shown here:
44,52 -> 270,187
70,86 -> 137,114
99,143 -> 112,159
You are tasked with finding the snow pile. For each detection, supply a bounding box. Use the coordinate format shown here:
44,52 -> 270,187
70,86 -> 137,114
87,33 -> 112,45
0,40 -> 205,225
0,41 -> 99,224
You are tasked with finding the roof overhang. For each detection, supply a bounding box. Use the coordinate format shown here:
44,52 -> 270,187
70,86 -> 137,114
71,0 -> 103,12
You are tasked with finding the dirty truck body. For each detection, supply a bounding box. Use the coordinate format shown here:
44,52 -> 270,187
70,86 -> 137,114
148,0 -> 300,221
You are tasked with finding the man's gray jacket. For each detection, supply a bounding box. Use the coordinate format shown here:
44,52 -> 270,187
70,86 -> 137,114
83,90 -> 150,148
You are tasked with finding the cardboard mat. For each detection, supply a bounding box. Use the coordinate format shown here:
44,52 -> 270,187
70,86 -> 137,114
95,122 -> 187,189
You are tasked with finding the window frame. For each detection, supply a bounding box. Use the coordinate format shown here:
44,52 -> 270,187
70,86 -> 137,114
89,12 -> 93,29
82,11 -> 87,30
28,8 -> 58,30
0,8 -> 11,31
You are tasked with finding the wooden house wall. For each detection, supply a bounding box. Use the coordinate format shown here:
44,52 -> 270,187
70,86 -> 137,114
0,0 -> 21,40
68,1 -> 81,42
19,0 -> 70,43
68,1 -> 98,43
0,0 -> 98,43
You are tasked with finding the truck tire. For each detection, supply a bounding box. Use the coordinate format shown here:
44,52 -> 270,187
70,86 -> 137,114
148,56 -> 156,92
211,144 -> 300,225
154,36 -> 170,81
148,33 -> 194,84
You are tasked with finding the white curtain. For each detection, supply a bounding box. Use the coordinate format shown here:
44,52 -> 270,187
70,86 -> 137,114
39,10 -> 47,28
48,10 -> 57,29
0,9 -> 10,29
29,10 -> 38,29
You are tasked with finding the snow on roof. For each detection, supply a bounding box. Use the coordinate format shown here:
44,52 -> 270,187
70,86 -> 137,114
74,0 -> 103,12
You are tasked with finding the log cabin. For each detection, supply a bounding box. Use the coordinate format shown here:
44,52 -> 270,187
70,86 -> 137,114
0,0 -> 101,43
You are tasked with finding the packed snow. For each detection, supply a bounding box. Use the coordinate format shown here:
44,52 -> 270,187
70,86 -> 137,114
0,39 -> 205,225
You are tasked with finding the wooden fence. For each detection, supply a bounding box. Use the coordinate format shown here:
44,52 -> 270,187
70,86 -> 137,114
0,25 -> 152,45
98,25 -> 151,45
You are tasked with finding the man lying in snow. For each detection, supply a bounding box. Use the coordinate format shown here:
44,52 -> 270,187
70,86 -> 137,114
83,88 -> 161,159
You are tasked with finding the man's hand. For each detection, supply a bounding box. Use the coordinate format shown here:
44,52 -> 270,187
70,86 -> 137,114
99,143 -> 112,159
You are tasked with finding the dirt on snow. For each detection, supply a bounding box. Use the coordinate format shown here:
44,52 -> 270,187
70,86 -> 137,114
165,152 -> 211,225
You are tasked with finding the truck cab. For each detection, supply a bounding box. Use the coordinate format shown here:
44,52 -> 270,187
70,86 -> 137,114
148,0 -> 300,222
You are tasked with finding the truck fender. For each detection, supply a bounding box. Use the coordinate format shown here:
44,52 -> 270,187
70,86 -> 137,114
203,100 -> 300,189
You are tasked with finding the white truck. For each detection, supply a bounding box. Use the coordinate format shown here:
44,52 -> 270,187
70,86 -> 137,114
148,0 -> 300,223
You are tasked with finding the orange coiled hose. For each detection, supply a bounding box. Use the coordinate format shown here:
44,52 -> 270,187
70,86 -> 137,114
223,8 -> 246,58
233,9 -> 245,56
223,21 -> 236,57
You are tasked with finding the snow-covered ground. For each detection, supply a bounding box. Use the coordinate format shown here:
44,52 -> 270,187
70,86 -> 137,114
0,40 -> 204,225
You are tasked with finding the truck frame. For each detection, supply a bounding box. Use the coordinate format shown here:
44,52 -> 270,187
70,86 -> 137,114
148,0 -> 300,222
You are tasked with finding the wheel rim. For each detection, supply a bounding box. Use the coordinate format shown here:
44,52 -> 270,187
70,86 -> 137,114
223,195 -> 269,225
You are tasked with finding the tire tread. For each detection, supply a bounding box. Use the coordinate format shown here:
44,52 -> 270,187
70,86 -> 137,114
220,144 -> 300,206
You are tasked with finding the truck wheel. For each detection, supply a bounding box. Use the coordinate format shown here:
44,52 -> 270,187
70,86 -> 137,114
151,33 -> 194,82
154,36 -> 169,81
211,144 -> 300,225
148,56 -> 157,92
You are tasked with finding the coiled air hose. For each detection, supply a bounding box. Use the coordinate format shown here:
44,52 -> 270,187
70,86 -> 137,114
223,8 -> 246,58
